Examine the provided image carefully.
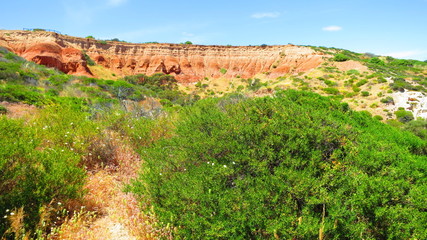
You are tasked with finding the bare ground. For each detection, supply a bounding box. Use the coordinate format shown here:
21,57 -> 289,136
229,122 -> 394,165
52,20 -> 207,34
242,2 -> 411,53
54,132 -> 172,240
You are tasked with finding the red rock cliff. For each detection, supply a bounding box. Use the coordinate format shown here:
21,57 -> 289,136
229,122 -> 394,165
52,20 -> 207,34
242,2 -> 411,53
0,30 -> 326,82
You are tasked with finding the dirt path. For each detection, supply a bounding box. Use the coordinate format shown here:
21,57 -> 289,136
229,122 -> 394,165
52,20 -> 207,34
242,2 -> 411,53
54,132 -> 171,240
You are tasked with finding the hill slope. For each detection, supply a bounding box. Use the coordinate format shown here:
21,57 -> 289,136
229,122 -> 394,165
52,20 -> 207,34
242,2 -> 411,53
0,30 -> 326,82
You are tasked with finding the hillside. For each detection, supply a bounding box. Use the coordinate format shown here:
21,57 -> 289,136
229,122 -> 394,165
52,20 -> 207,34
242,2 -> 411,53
0,30 -> 325,82
1,30 -> 427,239
2,29 -> 427,121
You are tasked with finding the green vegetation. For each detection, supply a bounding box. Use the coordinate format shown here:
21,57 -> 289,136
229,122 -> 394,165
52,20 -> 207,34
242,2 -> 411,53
395,108 -> 414,123
380,96 -> 394,104
97,40 -> 108,45
131,90 -> 427,239
82,51 -> 96,66
323,87 -> 340,95
0,105 -> 7,114
361,91 -> 370,96
332,53 -> 350,62
2,41 -> 427,239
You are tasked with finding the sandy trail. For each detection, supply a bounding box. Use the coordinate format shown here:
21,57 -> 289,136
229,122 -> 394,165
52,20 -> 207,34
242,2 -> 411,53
54,132 -> 171,240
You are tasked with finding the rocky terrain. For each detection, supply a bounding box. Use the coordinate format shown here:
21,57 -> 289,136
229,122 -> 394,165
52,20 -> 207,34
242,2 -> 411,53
0,30 -> 326,83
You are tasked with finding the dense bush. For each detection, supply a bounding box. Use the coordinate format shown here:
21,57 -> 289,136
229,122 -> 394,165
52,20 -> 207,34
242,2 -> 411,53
380,96 -> 394,104
323,87 -> 339,95
395,108 -> 414,123
0,84 -> 49,106
132,90 -> 427,239
0,116 -> 86,236
332,53 -> 350,62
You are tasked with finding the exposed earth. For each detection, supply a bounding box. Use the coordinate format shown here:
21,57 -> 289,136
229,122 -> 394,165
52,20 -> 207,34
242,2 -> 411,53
0,30 -> 327,82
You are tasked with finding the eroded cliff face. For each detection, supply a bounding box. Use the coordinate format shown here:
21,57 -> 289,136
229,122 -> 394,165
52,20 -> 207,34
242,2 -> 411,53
0,30 -> 327,82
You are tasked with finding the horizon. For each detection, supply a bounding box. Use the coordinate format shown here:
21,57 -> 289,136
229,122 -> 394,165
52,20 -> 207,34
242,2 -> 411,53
1,0 -> 427,61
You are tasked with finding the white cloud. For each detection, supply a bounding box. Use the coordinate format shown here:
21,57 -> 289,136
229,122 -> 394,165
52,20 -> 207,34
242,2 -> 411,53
251,12 -> 280,19
385,50 -> 426,59
107,0 -> 127,7
322,26 -> 343,32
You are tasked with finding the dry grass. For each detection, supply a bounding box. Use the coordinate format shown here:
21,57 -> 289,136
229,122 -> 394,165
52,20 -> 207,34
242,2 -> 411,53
51,131 -> 172,240
88,65 -> 120,80
1,102 -> 38,119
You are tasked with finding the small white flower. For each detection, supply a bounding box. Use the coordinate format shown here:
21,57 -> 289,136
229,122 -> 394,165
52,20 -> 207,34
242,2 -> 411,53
232,161 -> 236,165
3,215 -> 6,219
6,209 -> 9,212
58,202 -> 62,205
159,173 -> 162,175
212,163 -> 215,166
61,150 -> 64,152
223,165 -> 227,168
10,212 -> 14,216
207,162 -> 210,164
184,168 -> 187,171
70,122 -> 74,125
70,148 -> 74,151
65,142 -> 68,145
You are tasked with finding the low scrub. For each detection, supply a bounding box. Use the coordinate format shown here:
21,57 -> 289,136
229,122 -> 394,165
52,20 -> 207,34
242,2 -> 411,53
131,90 -> 427,239
0,116 -> 86,237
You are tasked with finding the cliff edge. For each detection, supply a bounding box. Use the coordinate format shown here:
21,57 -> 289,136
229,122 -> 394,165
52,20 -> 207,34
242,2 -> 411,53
0,30 -> 327,83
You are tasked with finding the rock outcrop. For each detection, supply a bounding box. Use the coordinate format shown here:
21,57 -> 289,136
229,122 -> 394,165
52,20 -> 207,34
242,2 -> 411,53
0,30 -> 327,82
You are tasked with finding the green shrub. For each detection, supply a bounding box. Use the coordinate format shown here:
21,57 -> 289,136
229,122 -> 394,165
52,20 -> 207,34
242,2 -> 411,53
323,79 -> 337,87
219,68 -> 227,74
380,96 -> 394,104
323,87 -> 339,95
346,69 -> 359,75
247,78 -> 264,91
82,51 -> 95,66
361,91 -> 370,96
389,78 -> 419,92
403,119 -> 427,140
352,86 -> 361,92
46,75 -> 72,88
369,57 -> 385,65
0,105 -> 7,114
0,116 -> 86,236
0,84 -> 49,106
131,90 -> 427,239
395,109 -> 414,123
374,115 -> 383,120
332,53 -> 350,62
355,79 -> 368,87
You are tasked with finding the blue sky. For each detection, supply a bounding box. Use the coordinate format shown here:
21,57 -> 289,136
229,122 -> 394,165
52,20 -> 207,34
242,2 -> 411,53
2,0 -> 427,60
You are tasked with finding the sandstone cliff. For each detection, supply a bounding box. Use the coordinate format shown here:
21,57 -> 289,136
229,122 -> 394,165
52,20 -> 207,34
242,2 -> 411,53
0,30 -> 327,83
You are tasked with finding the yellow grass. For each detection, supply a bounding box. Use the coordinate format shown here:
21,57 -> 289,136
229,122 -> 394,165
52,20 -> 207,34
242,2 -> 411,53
51,132 -> 172,240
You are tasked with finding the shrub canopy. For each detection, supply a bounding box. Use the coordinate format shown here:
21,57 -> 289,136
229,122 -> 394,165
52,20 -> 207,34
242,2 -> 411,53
133,90 -> 427,239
